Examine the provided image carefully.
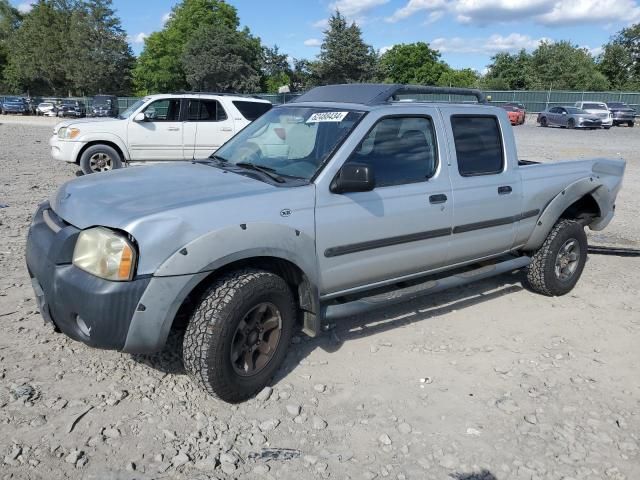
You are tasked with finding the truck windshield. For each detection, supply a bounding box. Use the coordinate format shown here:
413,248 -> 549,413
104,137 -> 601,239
214,106 -> 366,180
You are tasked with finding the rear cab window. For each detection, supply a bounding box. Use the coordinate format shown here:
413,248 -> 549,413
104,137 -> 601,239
233,101 -> 272,121
450,115 -> 504,176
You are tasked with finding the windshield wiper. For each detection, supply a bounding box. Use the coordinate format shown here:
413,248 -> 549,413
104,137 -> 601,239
208,153 -> 229,163
235,162 -> 285,183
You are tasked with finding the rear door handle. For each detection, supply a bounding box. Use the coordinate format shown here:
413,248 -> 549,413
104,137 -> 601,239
167,127 -> 180,131
221,127 -> 233,132
429,194 -> 448,204
498,186 -> 512,195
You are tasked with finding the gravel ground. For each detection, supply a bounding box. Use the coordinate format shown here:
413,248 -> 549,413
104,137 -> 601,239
0,115 -> 639,480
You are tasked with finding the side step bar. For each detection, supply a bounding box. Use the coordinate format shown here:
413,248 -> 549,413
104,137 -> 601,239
323,255 -> 531,321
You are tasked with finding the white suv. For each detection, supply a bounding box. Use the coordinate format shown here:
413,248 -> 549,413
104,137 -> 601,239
50,93 -> 272,174
574,101 -> 613,129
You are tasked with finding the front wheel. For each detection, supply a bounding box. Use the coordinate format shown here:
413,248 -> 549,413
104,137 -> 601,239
540,117 -> 548,127
567,119 -> 575,129
628,121 -> 634,128
183,269 -> 296,403
79,144 -> 122,174
524,219 -> 587,296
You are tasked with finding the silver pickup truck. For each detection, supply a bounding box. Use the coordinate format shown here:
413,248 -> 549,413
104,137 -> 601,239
26,84 -> 625,402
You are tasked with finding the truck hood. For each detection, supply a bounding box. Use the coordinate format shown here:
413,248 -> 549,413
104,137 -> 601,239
51,163 -> 276,230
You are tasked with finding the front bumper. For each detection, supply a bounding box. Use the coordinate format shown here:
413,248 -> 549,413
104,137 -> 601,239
49,135 -> 84,163
3,107 -> 27,113
26,203 -> 207,353
26,203 -> 150,351
577,119 -> 602,128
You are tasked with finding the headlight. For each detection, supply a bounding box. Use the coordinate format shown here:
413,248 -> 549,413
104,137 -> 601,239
57,127 -> 80,139
72,227 -> 136,281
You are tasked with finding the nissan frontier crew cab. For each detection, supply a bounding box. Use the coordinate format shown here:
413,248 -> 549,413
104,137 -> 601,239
27,84 -> 625,403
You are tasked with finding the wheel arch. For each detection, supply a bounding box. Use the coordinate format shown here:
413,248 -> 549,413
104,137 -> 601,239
523,177 -> 606,251
177,255 -> 319,335
123,252 -> 321,354
75,137 -> 129,165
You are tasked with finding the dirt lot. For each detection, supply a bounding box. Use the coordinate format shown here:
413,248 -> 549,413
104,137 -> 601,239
0,115 -> 638,480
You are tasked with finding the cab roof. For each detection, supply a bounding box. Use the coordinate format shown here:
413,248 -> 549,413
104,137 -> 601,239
291,83 -> 487,107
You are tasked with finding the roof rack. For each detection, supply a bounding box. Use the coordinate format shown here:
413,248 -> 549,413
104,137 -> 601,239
169,91 -> 268,100
291,84 -> 487,106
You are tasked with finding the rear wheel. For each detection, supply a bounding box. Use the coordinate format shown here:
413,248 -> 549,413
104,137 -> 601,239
628,121 -> 634,128
183,269 -> 296,402
540,117 -> 548,127
524,219 -> 587,296
79,144 -> 122,174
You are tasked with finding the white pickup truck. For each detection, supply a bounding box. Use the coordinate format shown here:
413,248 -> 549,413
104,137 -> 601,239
49,93 -> 272,174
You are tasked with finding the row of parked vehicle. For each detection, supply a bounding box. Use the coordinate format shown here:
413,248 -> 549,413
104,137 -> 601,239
537,101 -> 636,129
0,94 -> 119,118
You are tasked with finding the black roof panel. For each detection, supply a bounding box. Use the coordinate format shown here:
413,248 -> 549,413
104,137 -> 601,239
292,84 -> 487,106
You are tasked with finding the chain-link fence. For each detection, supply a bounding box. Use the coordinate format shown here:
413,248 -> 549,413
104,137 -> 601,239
3,90 -> 639,114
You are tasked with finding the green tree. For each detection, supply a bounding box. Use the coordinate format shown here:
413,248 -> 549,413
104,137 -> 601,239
66,0 -> 134,95
290,58 -> 317,91
598,23 -> 640,89
182,24 -> 261,92
4,0 -> 72,94
530,41 -> 609,90
262,45 -> 291,93
0,0 -> 21,90
315,10 -> 376,84
436,68 -> 479,88
4,0 -> 133,95
378,42 -> 448,85
482,50 -> 533,90
134,0 -> 239,94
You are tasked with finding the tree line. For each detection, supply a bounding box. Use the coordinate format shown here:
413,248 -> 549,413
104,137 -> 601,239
1,0 -> 638,96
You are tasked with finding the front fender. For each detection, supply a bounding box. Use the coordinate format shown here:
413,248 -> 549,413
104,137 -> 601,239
523,176 -> 605,251
154,223 -> 319,287
76,132 -> 130,161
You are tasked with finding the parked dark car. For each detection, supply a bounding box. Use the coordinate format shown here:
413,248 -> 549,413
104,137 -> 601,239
58,99 -> 86,118
606,102 -> 636,127
89,95 -> 119,117
1,96 -> 30,115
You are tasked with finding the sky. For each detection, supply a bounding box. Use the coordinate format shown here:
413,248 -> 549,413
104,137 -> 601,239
11,0 -> 640,72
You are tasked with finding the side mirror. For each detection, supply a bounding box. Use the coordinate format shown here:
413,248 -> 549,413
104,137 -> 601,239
133,112 -> 146,122
330,163 -> 375,194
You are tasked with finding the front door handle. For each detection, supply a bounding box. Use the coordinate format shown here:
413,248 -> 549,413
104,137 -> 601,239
498,186 -> 512,195
167,127 -> 180,131
221,127 -> 233,132
429,194 -> 448,204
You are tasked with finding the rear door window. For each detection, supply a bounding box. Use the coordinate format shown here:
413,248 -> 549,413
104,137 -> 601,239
233,101 -> 272,121
187,100 -> 227,121
451,116 -> 504,177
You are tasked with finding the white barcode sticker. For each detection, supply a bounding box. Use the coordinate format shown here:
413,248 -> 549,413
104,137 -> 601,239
306,111 -> 349,123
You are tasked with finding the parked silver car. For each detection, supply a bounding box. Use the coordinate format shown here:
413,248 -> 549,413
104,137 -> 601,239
537,106 -> 602,129
574,101 -> 613,128
26,84 -> 625,402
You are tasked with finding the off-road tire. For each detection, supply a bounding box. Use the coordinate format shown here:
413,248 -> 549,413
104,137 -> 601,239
79,144 -> 122,174
525,219 -> 587,296
183,269 -> 296,403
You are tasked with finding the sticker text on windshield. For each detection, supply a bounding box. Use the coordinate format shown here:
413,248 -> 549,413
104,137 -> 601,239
306,112 -> 349,123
